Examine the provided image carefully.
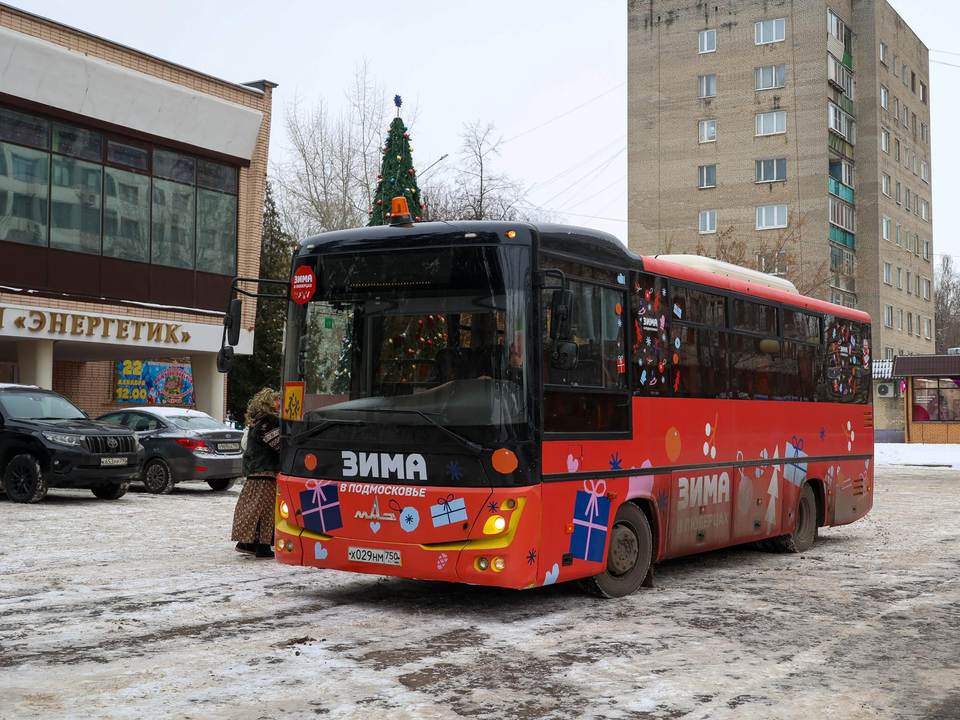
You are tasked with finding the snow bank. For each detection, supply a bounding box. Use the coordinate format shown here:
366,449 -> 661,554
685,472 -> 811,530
875,442 -> 960,468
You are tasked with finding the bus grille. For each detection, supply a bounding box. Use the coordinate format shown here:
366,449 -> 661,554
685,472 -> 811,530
82,435 -> 136,454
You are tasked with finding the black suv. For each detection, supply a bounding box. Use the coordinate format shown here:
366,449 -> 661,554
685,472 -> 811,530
0,384 -> 144,503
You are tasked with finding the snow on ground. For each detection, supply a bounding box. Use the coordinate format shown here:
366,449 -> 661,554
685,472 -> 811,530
876,442 -> 960,469
1,468 -> 960,719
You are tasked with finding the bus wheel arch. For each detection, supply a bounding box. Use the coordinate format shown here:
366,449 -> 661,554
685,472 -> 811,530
577,500 -> 653,599
806,478 -> 827,527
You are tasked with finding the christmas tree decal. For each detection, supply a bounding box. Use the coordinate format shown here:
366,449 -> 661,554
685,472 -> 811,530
368,95 -> 424,226
765,447 -> 780,535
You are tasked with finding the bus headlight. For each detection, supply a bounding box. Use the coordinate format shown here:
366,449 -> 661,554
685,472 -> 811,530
279,501 -> 290,518
483,515 -> 507,534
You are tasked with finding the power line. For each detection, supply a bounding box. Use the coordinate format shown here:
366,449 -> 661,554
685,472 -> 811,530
930,59 -> 960,68
556,174 -> 627,213
500,82 -> 626,146
930,48 -> 960,57
525,135 -> 626,194
516,200 -> 627,223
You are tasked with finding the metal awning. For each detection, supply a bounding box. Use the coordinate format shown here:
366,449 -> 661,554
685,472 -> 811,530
892,355 -> 960,377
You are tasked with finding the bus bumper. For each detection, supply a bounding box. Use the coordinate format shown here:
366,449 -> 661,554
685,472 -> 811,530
273,486 -> 542,590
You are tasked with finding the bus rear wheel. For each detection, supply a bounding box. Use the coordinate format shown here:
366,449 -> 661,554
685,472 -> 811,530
578,502 -> 652,599
769,482 -> 818,554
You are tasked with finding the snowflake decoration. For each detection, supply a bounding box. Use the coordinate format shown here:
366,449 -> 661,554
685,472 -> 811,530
819,426 -> 826,441
617,318 -> 622,328
487,500 -> 500,513
526,548 -> 537,565
404,513 -> 415,526
446,460 -> 464,482
656,490 -> 669,512
609,452 -> 623,471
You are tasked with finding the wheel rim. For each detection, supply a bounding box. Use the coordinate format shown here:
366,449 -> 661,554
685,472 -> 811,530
10,463 -> 34,497
607,522 -> 639,576
145,464 -> 166,491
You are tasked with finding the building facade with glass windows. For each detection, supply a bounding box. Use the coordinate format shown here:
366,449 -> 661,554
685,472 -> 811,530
0,4 -> 274,420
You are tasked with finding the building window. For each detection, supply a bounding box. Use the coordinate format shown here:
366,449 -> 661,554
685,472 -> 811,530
880,42 -> 888,65
699,29 -> 717,53
897,308 -> 903,330
923,277 -> 931,300
921,122 -> 928,143
882,128 -> 890,153
827,54 -> 853,97
0,142 -> 49,247
907,313 -> 913,334
827,9 -> 846,41
893,97 -> 899,122
911,71 -> 916,92
904,147 -> 910,168
903,104 -> 909,128
882,215 -> 891,241
756,204 -> 788,230
915,233 -> 921,257
894,55 -> 900,77
921,161 -> 928,182
699,74 -> 717,98
885,347 -> 894,360
895,181 -> 901,204
895,138 -> 901,161
756,64 -> 786,91
698,164 -> 717,188
905,188 -> 911,212
925,317 -> 932,339
907,271 -> 912,294
756,157 -> 786,183
755,111 -> 786,136
923,239 -> 930,260
699,209 -> 717,234
913,154 -> 918,175
828,103 -> 854,140
902,63 -> 908,86
882,173 -> 891,196
880,84 -> 888,109
699,119 -> 717,143
920,81 -> 928,104
755,18 -> 786,45
916,274 -> 921,297
922,199 -> 929,221
884,304 -> 894,327
897,267 -> 903,289
829,197 -> 855,233
883,262 -> 891,284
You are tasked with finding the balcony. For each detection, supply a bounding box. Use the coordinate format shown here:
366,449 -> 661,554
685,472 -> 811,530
828,132 -> 854,159
829,177 -> 855,204
830,225 -> 855,249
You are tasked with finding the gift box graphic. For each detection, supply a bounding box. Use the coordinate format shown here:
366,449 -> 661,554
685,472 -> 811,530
569,479 -> 611,563
430,493 -> 468,528
299,479 -> 343,534
783,435 -> 808,487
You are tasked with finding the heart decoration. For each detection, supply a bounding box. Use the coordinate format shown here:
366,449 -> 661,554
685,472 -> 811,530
314,543 -> 328,560
543,563 -> 560,586
370,521 -> 381,534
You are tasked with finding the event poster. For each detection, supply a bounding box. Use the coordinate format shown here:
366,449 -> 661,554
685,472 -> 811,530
116,359 -> 195,405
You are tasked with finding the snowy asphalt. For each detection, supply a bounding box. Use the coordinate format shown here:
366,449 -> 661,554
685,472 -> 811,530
1,465 -> 959,720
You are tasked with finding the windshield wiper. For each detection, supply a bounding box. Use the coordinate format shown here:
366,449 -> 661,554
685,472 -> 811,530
289,417 -> 365,444
325,408 -> 487,454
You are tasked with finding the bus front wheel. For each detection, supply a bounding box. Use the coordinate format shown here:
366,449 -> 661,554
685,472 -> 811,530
769,482 -> 819,554
578,502 -> 652,599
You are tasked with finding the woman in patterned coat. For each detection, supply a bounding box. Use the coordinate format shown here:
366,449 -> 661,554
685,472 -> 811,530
232,388 -> 281,558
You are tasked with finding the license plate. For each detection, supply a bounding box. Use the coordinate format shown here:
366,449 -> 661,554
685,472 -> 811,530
347,547 -> 402,566
100,457 -> 127,467
218,443 -> 240,452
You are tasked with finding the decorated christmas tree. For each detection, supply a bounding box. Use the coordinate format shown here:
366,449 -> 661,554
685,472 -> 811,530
368,95 -> 424,226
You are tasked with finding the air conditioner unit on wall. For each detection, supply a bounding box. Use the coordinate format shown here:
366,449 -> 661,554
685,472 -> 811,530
876,382 -> 896,398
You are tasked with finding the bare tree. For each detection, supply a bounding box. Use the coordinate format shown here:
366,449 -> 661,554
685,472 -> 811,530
935,255 -> 960,353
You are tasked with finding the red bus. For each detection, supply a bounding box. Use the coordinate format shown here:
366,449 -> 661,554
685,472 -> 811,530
223,207 -> 873,597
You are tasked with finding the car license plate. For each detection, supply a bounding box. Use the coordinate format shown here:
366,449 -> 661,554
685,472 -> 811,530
347,547 -> 402,566
100,457 -> 127,467
218,442 -> 240,452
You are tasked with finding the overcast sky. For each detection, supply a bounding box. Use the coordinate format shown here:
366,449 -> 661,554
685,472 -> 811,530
12,0 -> 627,240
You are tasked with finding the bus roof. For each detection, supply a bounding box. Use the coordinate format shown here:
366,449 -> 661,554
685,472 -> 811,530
295,221 -> 868,323
642,254 -> 871,323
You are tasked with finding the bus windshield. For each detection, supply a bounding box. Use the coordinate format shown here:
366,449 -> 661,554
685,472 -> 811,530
284,244 -> 532,446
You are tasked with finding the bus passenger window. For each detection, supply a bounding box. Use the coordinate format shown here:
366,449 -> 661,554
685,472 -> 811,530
823,315 -> 870,403
632,272 -> 669,396
671,285 -> 726,327
672,326 -> 730,398
783,309 -> 821,344
731,334 -> 780,400
733,298 -> 777,335
781,342 -> 821,402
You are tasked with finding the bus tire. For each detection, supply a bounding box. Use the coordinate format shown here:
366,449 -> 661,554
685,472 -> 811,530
769,483 -> 818,554
577,502 -> 652,599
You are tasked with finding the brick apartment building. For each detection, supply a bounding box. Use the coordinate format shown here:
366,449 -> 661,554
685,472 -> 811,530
0,3 -> 274,420
628,0 -> 934,433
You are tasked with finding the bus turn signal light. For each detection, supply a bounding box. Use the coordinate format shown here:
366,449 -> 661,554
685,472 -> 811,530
483,515 -> 507,534
492,557 -> 506,572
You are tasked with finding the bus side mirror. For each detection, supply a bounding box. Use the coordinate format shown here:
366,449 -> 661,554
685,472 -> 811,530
217,346 -> 235,373
549,288 -> 574,342
551,340 -> 579,371
224,298 -> 242,347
